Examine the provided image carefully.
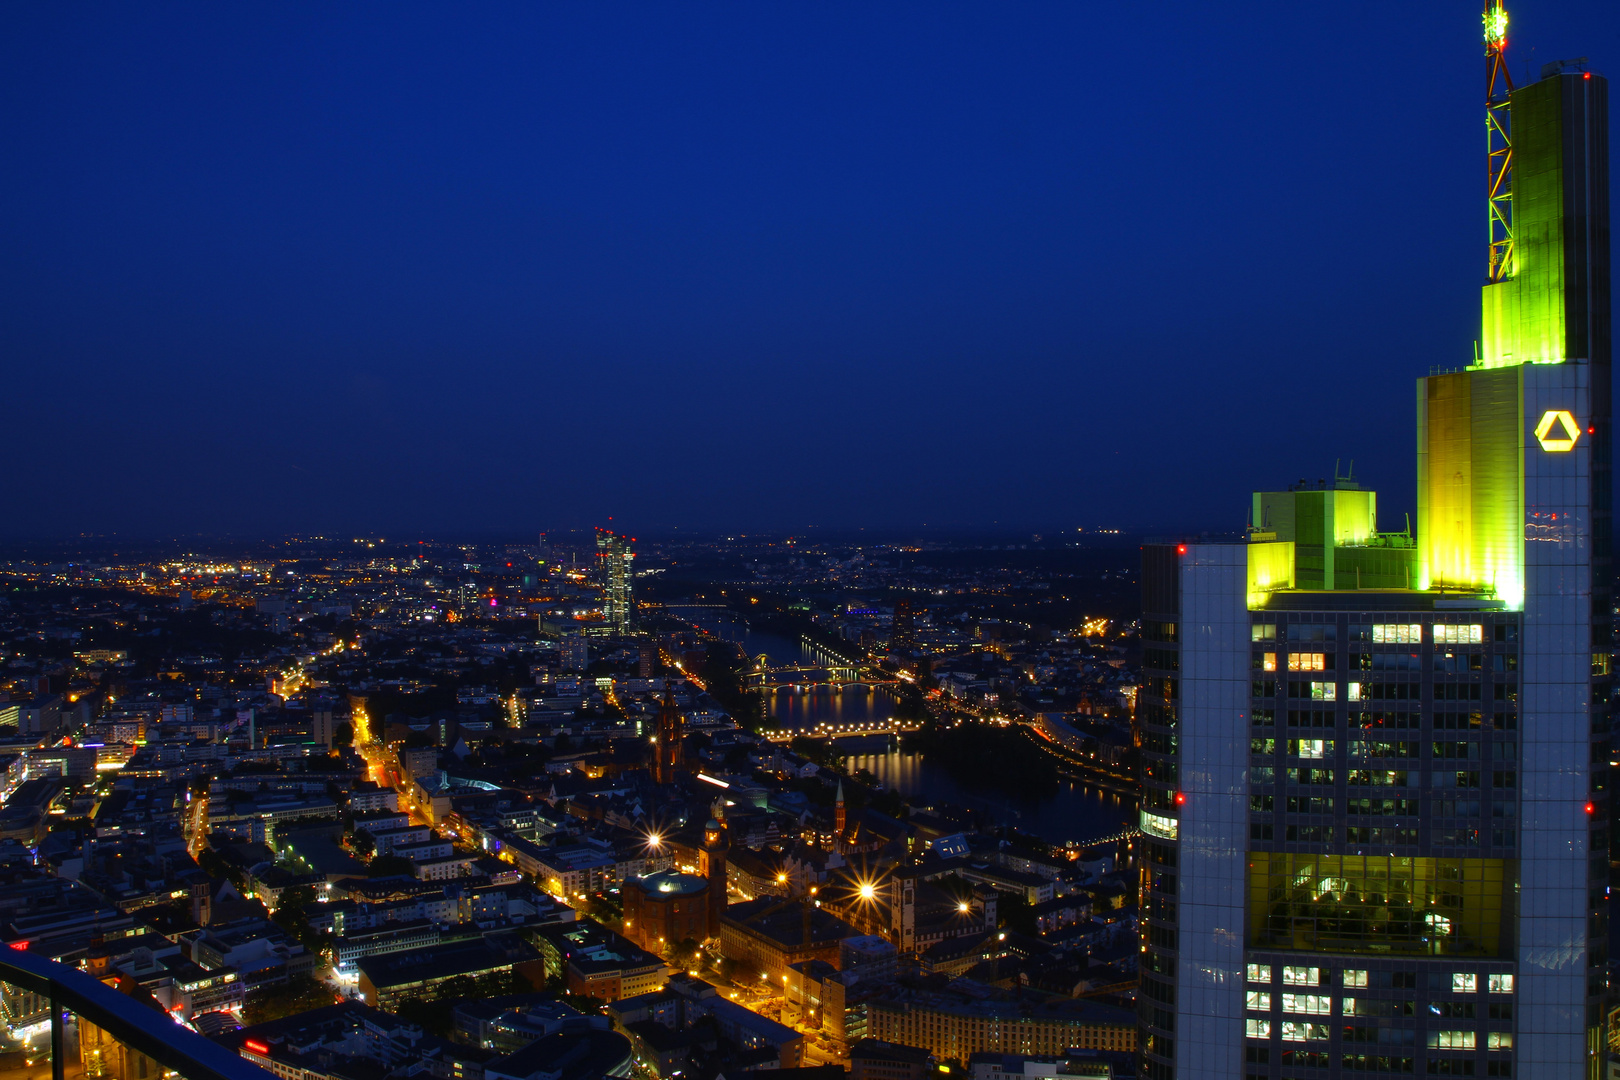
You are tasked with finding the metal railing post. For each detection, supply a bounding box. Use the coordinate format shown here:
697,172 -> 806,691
49,987 -> 64,1080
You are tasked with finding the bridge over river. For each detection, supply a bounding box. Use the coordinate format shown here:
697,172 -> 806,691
741,656 -> 903,691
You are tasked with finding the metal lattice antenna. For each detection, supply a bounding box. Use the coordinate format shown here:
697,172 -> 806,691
1485,1 -> 1516,283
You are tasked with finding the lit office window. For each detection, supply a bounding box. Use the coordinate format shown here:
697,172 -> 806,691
1281,994 -> 1331,1015
1428,1031 -> 1476,1050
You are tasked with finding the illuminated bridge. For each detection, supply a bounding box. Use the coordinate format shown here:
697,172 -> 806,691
1066,825 -> 1143,848
742,639 -> 904,691
759,718 -> 923,744
742,660 -> 901,691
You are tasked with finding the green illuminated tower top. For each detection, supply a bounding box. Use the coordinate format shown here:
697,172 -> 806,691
1245,12 -> 1609,612
1478,4 -> 1609,368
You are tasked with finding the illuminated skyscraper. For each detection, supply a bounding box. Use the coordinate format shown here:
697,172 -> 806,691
890,597 -> 917,653
596,527 -> 635,635
1138,16 -> 1609,1080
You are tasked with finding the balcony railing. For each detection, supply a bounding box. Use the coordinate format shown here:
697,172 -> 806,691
0,946 -> 271,1080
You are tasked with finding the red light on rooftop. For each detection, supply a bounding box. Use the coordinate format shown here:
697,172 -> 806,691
1176,544 -> 1187,555
1585,72 -> 1591,79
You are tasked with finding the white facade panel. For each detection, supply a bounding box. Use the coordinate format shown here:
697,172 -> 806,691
1516,361 -> 1594,1073
1174,543 -> 1250,1079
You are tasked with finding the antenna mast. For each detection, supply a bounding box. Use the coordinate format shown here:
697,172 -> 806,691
1485,1 -> 1515,283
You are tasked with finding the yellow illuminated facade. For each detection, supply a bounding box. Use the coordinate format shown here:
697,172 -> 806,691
1415,367 -> 1524,606
1478,77 -> 1578,369
1245,541 -> 1295,608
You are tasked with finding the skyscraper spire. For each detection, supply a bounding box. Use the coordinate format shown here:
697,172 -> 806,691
1484,0 -> 1515,284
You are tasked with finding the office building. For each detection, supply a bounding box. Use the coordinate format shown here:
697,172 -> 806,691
355,936 -> 543,1011
1138,20 -> 1609,1079
534,919 -> 667,1002
596,528 -> 635,635
863,994 -> 1136,1063
560,632 -> 589,672
311,696 -> 338,749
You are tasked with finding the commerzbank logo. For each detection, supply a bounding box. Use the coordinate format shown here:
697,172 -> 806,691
1535,410 -> 1581,452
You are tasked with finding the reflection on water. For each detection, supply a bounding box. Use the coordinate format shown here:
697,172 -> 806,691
732,625 -> 1134,844
845,750 -> 1135,845
742,629 -> 896,732
763,686 -> 897,730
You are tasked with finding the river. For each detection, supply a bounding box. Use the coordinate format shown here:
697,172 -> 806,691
739,626 -> 1135,845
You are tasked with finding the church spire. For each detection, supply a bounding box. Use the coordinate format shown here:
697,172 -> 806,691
834,778 -> 846,847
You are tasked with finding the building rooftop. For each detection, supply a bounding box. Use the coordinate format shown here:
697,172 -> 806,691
722,897 -> 857,949
539,919 -> 661,975
629,870 -> 708,897
849,1038 -> 934,1065
485,1028 -> 632,1080
356,936 -> 537,990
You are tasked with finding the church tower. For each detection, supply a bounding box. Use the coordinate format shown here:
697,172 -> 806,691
653,682 -> 684,785
701,797 -> 729,930
833,778 -> 846,848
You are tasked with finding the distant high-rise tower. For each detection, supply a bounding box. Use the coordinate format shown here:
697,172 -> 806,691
595,528 -> 635,635
890,597 -> 916,652
311,695 -> 337,749
559,632 -> 589,672
1138,18 -> 1609,1079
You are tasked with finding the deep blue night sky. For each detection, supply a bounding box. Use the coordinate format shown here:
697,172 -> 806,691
2,3 -> 1616,538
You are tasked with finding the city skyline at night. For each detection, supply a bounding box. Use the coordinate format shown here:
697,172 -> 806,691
0,8 -> 1618,1080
